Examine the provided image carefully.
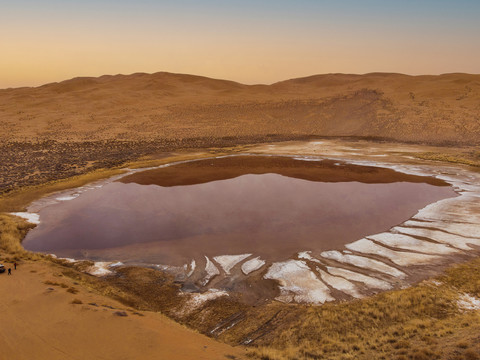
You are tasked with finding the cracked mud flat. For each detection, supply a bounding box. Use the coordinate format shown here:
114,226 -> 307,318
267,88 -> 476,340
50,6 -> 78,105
13,140 -> 480,305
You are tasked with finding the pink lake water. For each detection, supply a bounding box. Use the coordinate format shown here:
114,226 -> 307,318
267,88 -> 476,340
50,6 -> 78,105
22,157 -> 456,266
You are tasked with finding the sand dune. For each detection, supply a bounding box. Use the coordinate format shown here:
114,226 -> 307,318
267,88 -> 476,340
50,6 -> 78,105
0,260 -> 243,360
1,72 -> 479,144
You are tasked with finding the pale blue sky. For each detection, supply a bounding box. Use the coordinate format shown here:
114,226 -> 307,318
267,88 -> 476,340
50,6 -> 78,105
1,0 -> 479,87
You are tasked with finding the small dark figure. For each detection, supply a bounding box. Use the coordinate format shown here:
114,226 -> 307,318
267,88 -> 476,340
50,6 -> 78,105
8,268 -> 11,275
14,262 -> 17,270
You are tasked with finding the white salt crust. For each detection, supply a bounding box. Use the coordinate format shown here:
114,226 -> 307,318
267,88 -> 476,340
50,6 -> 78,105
201,256 -> 220,286
241,257 -> 266,275
326,266 -> 392,290
457,293 -> 480,311
404,220 -> 480,240
87,262 -> 114,276
213,254 -> 252,274
393,226 -> 480,251
264,260 -> 334,304
10,212 -> 40,224
298,251 -> 323,263
317,268 -> 362,298
346,239 -> 442,266
186,260 -> 196,278
413,195 -> 480,224
184,289 -> 229,309
366,232 -> 459,255
320,250 -> 406,278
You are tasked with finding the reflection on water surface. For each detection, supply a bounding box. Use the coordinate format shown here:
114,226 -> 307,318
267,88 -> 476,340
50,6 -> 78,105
22,156 -> 456,266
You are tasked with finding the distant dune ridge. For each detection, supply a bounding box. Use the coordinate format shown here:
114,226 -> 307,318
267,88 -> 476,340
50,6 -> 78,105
1,72 -> 479,144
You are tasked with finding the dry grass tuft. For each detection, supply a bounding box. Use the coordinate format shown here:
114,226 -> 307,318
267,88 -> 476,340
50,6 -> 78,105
415,151 -> 480,168
44,280 -> 69,288
0,214 -> 35,254
244,261 -> 480,360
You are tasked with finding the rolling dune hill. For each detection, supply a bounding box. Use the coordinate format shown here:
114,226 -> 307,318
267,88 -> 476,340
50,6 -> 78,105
1,72 -> 479,145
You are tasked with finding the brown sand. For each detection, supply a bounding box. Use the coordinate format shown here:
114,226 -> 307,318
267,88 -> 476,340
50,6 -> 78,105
0,260 -> 243,360
0,72 -> 479,145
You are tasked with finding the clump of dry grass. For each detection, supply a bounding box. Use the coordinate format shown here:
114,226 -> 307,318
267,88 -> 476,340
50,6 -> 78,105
244,260 -> 480,360
441,257 -> 480,295
44,280 -> 69,288
464,349 -> 480,360
415,151 -> 480,168
0,214 -> 35,254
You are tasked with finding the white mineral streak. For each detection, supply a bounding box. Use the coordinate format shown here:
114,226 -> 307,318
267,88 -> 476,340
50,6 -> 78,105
404,219 -> 480,240
109,262 -> 124,267
293,157 -> 322,162
184,289 -> 229,309
320,250 -> 406,278
213,254 -> 252,274
241,257 -> 266,275
317,268 -> 361,298
366,232 -> 459,255
298,251 -> 323,263
264,260 -> 334,304
393,226 -> 480,250
346,239 -> 442,266
187,259 -> 196,277
413,195 -> 480,224
326,266 -> 392,290
10,212 -> 40,224
457,293 -> 480,311
201,256 -> 220,285
87,262 -> 114,276
55,195 -> 79,201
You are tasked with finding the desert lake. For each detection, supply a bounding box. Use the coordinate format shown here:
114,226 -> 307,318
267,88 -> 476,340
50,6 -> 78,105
22,155 -> 456,268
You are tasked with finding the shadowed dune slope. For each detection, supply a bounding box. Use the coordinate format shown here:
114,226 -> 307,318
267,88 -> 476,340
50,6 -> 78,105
1,72 -> 479,144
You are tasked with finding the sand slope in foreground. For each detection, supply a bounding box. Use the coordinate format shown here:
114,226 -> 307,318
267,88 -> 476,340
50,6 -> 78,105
0,261 -> 242,360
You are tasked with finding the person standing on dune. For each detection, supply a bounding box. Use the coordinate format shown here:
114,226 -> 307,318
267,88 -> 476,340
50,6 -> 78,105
14,262 -> 17,270
8,268 -> 11,275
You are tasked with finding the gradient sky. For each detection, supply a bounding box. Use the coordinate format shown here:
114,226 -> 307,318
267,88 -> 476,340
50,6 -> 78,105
1,0 -> 480,88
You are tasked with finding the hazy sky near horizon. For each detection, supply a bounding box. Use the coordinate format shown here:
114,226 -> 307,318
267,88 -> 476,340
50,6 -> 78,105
1,0 -> 480,88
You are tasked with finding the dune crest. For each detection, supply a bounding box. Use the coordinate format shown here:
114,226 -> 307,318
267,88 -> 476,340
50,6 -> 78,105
1,72 -> 479,145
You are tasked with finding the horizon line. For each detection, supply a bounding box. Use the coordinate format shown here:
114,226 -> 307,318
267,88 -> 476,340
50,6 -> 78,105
2,70 -> 480,91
